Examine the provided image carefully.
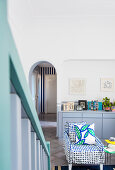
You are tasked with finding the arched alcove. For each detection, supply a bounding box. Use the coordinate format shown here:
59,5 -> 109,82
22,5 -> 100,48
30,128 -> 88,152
29,61 -> 57,124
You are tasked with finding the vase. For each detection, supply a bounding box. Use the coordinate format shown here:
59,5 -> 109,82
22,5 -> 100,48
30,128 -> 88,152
105,107 -> 111,111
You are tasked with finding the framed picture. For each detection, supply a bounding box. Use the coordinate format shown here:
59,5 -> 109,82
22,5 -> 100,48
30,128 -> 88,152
63,102 -> 74,111
78,100 -> 87,110
69,79 -> 86,95
100,78 -> 114,92
63,103 -> 69,111
68,102 -> 74,111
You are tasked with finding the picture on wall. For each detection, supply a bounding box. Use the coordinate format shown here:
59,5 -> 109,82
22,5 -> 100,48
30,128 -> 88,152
100,78 -> 114,92
69,79 -> 86,95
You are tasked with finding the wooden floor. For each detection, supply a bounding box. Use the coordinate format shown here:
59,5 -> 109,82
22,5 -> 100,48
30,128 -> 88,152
40,113 -> 115,169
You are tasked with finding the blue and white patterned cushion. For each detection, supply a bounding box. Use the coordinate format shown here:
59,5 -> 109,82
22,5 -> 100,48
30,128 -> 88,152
75,123 -> 95,145
68,122 -> 86,142
70,136 -> 104,152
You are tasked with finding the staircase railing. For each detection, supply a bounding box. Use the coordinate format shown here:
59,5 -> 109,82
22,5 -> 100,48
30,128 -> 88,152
0,1 -> 50,170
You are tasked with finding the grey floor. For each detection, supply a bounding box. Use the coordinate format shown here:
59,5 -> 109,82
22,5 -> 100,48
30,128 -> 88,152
39,113 -> 68,169
39,113 -> 115,169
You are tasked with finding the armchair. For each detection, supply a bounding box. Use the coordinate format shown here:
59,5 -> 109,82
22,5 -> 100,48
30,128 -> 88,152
64,122 -> 105,170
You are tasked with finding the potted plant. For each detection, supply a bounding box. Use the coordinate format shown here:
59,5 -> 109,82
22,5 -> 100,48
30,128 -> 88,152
102,97 -> 112,111
112,101 -> 115,112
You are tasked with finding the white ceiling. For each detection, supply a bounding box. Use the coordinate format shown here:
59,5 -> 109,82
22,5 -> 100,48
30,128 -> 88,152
7,0 -> 115,74
28,0 -> 115,17
8,0 -> 115,23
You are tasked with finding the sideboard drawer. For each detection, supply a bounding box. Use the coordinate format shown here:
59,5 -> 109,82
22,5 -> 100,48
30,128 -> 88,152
103,113 -> 115,119
63,112 -> 82,117
83,113 -> 102,118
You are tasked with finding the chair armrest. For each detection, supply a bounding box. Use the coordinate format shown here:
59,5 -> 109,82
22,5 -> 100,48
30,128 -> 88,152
63,131 -> 73,163
63,131 -> 71,149
95,136 -> 104,151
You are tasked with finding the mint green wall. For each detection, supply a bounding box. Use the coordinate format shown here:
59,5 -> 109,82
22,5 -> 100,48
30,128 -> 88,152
0,1 -> 50,170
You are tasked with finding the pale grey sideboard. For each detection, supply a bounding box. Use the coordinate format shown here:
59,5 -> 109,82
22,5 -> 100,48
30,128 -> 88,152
57,110 -> 115,139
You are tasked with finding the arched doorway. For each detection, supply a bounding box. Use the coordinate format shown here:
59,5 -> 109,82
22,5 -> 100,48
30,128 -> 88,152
29,61 -> 57,126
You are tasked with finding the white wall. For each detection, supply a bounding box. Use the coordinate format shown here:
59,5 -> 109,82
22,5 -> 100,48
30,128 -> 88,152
61,60 -> 115,102
45,75 -> 57,113
31,72 -> 36,103
8,0 -> 115,103
8,0 -> 115,77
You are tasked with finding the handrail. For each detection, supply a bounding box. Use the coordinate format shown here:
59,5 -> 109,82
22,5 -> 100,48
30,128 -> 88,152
0,1 -> 50,170
10,54 -> 49,157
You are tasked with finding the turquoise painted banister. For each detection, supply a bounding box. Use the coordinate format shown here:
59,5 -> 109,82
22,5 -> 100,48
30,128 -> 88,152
0,1 -> 50,170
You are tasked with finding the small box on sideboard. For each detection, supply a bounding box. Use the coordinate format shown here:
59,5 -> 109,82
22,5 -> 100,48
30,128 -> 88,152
88,101 -> 103,111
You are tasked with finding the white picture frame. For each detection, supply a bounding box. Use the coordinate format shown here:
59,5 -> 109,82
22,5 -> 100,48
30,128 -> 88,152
100,78 -> 114,92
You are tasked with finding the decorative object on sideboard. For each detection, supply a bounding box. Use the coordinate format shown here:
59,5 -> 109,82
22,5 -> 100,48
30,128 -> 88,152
100,78 -> 114,92
78,100 -> 87,110
112,101 -> 115,112
88,101 -> 102,111
98,102 -> 103,110
74,101 -> 78,110
68,102 -> 74,111
91,100 -> 94,110
62,103 -> 69,111
102,97 -> 112,111
76,105 -> 83,111
62,102 -> 74,111
92,100 -> 98,111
